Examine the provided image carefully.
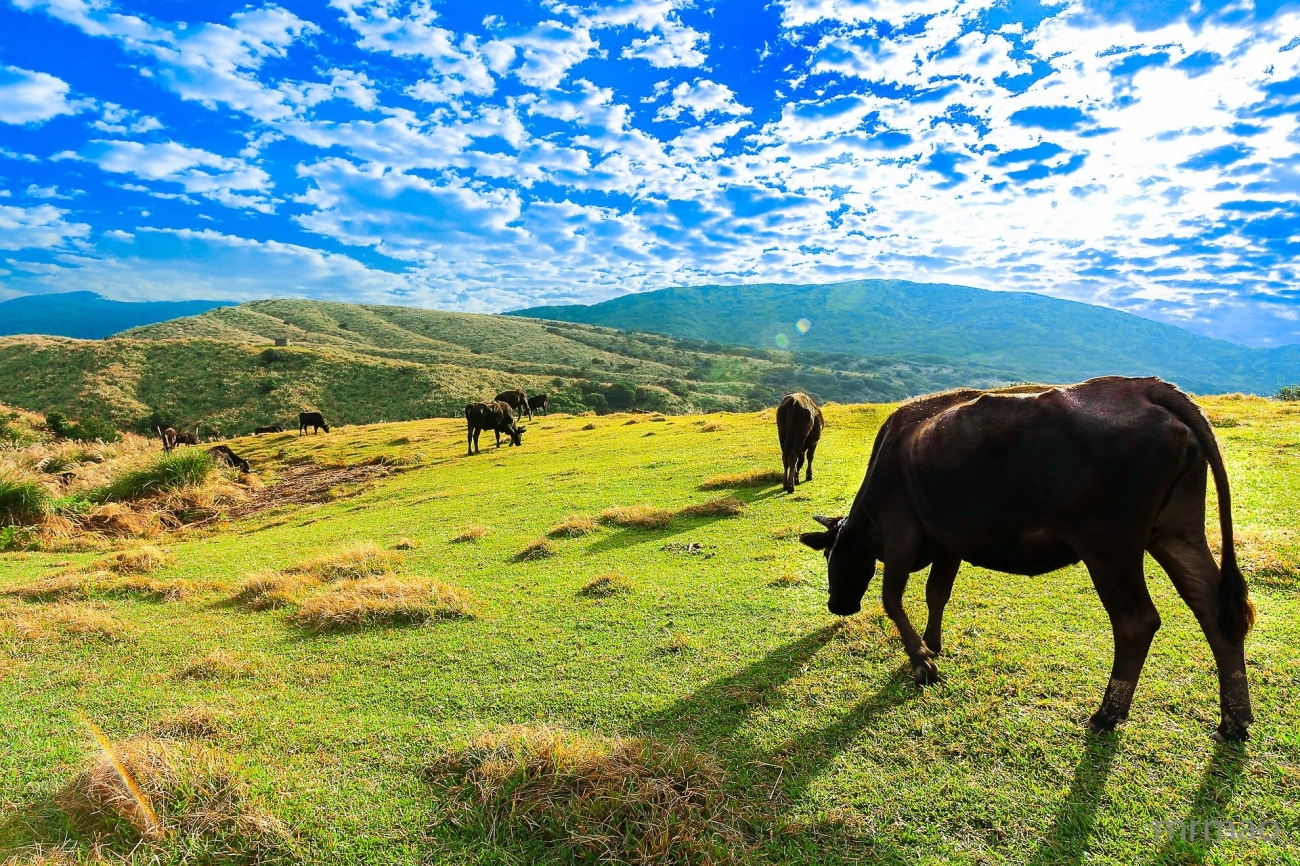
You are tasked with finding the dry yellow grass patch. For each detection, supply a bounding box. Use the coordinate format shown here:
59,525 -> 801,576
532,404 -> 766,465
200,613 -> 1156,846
150,707 -> 228,741
770,573 -> 802,588
450,525 -> 490,544
700,468 -> 784,490
547,515 -> 598,538
1209,526 -> 1299,586
579,572 -> 633,598
95,545 -> 173,574
177,649 -> 253,681
581,422 -> 597,430
4,571 -> 190,603
0,601 -> 129,645
289,576 -> 474,633
699,422 -> 722,433
677,495 -> 745,518
430,726 -> 748,865
656,633 -> 693,655
230,570 -> 318,610
598,505 -> 674,530
392,537 -> 419,550
288,541 -> 395,581
1,845 -> 81,865
515,538 -> 557,561
56,733 -> 287,856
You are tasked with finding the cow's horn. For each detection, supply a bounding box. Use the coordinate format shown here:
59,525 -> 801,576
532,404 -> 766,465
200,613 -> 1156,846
812,514 -> 841,529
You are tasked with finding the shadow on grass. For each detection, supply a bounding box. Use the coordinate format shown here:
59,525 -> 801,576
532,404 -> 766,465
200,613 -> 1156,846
1145,741 -> 1249,865
1025,733 -> 1121,866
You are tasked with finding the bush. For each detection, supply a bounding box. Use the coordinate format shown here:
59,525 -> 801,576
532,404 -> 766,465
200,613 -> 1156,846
45,411 -> 121,443
1278,385 -> 1300,401
94,450 -> 216,502
0,473 -> 50,525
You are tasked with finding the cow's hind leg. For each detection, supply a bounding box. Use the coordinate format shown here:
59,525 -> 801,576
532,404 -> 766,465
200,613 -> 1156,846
803,441 -> 817,483
1081,550 -> 1160,732
1149,535 -> 1253,741
921,551 -> 961,656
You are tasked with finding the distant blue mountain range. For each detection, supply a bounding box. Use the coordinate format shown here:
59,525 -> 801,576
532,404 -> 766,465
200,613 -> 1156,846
0,292 -> 235,340
511,280 -> 1300,396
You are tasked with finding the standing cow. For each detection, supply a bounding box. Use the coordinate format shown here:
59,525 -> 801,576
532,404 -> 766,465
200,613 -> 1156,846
466,401 -> 525,455
157,426 -> 177,453
528,394 -> 549,417
776,393 -> 824,494
299,412 -> 330,435
799,377 -> 1256,741
495,390 -> 532,421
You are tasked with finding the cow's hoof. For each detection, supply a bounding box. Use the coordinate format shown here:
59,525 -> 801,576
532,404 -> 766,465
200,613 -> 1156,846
1086,712 -> 1120,733
916,644 -> 936,660
1213,717 -> 1250,743
911,657 -> 939,685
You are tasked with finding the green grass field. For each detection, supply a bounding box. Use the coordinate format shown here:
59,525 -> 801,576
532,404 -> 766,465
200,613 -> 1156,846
1,396 -> 1297,865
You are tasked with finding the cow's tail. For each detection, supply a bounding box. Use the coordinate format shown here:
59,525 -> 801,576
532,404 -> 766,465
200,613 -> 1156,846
1150,383 -> 1255,642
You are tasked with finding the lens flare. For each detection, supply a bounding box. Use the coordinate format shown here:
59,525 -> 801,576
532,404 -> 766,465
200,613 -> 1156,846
774,333 -> 789,348
796,318 -> 811,334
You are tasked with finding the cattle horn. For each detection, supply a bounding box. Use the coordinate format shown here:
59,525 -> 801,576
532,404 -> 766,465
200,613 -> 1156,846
812,514 -> 842,529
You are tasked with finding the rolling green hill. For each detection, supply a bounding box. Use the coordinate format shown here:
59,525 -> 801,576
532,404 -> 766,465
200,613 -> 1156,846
0,299 -> 1015,435
511,280 -> 1300,395
0,291 -> 234,339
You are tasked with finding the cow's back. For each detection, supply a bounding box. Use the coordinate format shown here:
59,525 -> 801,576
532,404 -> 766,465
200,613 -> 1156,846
893,378 -> 1197,565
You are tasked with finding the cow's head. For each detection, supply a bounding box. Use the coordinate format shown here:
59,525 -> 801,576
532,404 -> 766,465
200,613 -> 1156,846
800,514 -> 879,616
509,425 -> 526,446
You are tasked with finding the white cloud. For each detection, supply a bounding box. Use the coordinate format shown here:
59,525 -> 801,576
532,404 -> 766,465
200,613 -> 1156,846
92,101 -> 163,133
68,140 -> 276,212
656,79 -> 751,121
0,202 -> 91,250
0,64 -> 90,125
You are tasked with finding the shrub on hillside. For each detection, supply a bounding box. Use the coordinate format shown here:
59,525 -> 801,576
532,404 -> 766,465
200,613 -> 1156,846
1278,385 -> 1299,401
94,450 -> 215,502
0,473 -> 49,526
45,411 -> 121,444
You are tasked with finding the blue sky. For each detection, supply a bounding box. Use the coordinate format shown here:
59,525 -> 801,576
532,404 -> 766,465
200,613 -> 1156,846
1,0 -> 1299,346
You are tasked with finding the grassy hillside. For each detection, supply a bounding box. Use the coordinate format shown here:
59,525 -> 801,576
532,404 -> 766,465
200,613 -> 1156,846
0,292 -> 234,340
0,396 -> 1296,864
0,299 -> 1014,435
511,280 -> 1300,395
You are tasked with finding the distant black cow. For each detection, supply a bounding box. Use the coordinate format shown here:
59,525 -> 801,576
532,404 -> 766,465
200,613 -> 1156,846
208,444 -> 251,473
299,412 -> 329,435
799,377 -> 1257,741
776,392 -> 824,494
157,426 -> 177,453
465,401 -> 525,455
174,430 -> 198,446
495,389 -> 532,421
528,394 -> 549,417
253,425 -> 284,435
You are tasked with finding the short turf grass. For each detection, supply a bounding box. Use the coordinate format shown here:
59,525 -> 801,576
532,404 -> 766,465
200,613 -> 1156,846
1,398 -> 1297,864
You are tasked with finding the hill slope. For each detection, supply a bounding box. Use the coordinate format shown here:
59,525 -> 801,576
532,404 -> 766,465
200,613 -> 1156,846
0,299 -> 1014,435
0,291 -> 234,339
511,280 -> 1300,394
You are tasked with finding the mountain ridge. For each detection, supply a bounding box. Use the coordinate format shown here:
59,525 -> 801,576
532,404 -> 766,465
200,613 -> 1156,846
0,291 -> 236,340
510,280 -> 1300,395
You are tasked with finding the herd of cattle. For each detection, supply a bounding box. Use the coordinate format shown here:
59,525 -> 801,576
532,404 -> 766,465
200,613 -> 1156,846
152,376 -> 1256,741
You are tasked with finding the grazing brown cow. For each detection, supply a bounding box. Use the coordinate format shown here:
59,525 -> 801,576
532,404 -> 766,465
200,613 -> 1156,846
527,394 -> 549,416
776,392 -> 824,494
253,425 -> 283,435
174,430 -> 198,446
157,426 -> 177,453
208,444 -> 251,473
495,389 -> 531,421
299,412 -> 329,434
466,401 -> 525,455
799,377 -> 1256,741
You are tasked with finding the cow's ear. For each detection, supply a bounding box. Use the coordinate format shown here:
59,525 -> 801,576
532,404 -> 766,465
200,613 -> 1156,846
800,531 -> 834,551
516,426 -> 527,434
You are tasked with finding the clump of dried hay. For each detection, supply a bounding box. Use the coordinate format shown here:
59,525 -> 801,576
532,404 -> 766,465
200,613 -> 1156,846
515,538 -> 557,561
599,505 -> 674,531
581,422 -> 597,431
430,726 -> 749,865
450,526 -> 490,544
699,423 -> 722,433
0,600 -> 129,645
392,537 -> 419,550
177,649 -> 253,681
548,515 -> 599,538
700,469 -> 784,490
95,545 -> 173,574
4,570 -> 190,603
56,731 -> 288,858
289,577 -> 474,633
677,496 -> 745,519
230,570 -> 317,611
769,573 -> 802,588
287,541 -> 395,581
580,573 -> 633,598
150,707 -> 228,741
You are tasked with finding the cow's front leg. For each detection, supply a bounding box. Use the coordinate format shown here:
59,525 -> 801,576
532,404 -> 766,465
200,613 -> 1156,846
921,552 -> 961,656
881,559 -> 937,684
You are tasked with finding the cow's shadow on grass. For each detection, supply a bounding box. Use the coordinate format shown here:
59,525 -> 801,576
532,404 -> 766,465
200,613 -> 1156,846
636,625 -> 921,863
1145,741 -> 1248,865
1025,732 -> 1121,866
